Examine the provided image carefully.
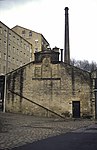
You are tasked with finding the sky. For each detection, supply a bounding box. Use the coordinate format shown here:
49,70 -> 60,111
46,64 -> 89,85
0,0 -> 97,63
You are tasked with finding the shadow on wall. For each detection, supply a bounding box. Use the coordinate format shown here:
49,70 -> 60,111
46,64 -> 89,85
7,68 -> 25,108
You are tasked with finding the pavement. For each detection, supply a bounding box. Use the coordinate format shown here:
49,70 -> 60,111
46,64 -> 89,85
0,112 -> 96,150
13,124 -> 97,150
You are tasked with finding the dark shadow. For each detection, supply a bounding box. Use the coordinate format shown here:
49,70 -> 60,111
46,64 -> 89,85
12,132 -> 97,150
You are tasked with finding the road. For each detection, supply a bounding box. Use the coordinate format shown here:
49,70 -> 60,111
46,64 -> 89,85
0,112 -> 96,149
13,124 -> 97,150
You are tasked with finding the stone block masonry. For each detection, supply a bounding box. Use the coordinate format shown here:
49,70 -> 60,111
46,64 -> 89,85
6,54 -> 92,118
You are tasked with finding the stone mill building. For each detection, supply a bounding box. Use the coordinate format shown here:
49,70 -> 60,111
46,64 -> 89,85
2,7 -> 97,119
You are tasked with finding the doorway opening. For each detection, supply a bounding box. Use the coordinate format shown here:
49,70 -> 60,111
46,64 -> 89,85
72,101 -> 80,118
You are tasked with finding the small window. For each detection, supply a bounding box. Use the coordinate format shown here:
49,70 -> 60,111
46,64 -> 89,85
0,27 -> 2,34
0,52 -> 1,58
9,44 -> 11,50
13,47 -> 15,53
29,31 -> 32,36
4,41 -> 7,49
24,43 -> 26,49
13,35 -> 15,42
17,39 -> 20,45
35,39 -> 38,43
9,33 -> 11,40
35,48 -> 38,52
27,45 -> 30,51
17,49 -> 19,55
4,53 -> 6,60
0,39 -> 2,46
4,30 -> 7,37
22,30 -> 25,34
21,40 -> 23,47
8,55 -> 10,61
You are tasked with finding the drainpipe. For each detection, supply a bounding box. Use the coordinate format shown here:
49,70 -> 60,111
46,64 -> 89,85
3,28 -> 9,112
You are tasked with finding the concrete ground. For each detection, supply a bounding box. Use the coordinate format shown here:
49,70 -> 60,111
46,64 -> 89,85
0,112 -> 96,149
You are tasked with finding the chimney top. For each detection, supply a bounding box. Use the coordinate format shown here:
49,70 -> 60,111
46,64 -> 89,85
65,7 -> 69,14
65,7 -> 69,10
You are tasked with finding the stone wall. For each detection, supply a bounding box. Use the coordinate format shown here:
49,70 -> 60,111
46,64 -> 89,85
6,57 -> 92,118
91,70 -> 97,118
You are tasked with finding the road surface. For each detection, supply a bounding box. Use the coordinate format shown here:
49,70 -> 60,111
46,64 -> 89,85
13,124 -> 97,150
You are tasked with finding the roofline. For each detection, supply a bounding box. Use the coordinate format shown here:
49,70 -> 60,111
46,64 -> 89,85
12,25 -> 49,45
0,21 -> 32,46
6,59 -> 91,76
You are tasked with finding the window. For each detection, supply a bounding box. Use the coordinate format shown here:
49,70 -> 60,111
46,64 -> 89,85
0,52 -> 1,58
27,45 -> 30,51
8,55 -> 10,61
4,53 -> 6,60
29,31 -> 32,36
21,40 -> 23,47
4,41 -> 7,49
0,27 -> 2,34
13,35 -> 15,42
4,30 -> 7,37
17,39 -> 20,45
35,39 -> 38,44
17,49 -> 19,55
7,92 -> 10,101
9,44 -> 11,51
9,33 -> 11,40
13,58 -> 15,63
20,61 -> 22,66
13,47 -> 15,53
22,30 -> 25,34
35,48 -> 38,52
0,39 -> 2,46
24,43 -> 26,49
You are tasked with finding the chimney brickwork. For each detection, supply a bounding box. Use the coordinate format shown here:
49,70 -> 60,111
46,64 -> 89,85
64,7 -> 70,64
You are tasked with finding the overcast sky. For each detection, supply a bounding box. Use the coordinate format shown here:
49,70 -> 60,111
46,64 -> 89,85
0,0 -> 97,62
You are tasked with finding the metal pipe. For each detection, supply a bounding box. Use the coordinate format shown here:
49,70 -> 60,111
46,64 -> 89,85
3,28 -> 9,112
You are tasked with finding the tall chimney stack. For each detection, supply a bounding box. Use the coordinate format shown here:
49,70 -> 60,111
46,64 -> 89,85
64,7 -> 70,64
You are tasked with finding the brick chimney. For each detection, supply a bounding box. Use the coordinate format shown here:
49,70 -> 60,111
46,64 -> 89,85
64,7 -> 70,64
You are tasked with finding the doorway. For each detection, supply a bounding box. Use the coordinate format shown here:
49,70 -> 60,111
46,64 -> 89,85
72,101 -> 80,118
